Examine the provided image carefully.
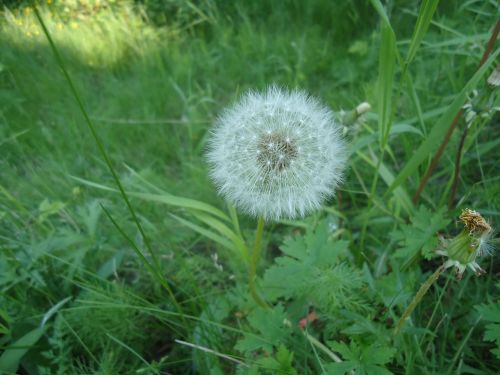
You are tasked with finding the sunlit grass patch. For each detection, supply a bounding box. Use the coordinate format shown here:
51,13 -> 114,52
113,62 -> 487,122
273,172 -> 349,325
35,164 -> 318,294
1,1 -> 171,67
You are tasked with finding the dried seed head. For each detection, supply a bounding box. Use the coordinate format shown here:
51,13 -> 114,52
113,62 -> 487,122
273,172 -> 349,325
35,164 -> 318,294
459,208 -> 492,234
206,86 -> 346,221
438,208 -> 494,278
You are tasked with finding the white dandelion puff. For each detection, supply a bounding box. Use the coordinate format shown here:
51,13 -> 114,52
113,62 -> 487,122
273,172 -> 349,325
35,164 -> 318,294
206,86 -> 346,221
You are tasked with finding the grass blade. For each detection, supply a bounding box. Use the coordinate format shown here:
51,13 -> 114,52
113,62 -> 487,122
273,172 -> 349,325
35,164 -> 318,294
370,0 -> 393,28
190,211 -> 249,261
169,213 -> 235,252
131,192 -> 230,222
377,23 -> 397,149
405,0 -> 439,68
32,6 -> 176,302
100,204 -> 189,332
387,48 -> 499,194
106,334 -> 154,370
0,327 -> 44,373
72,176 -> 230,222
356,150 -> 414,215
41,297 -> 72,328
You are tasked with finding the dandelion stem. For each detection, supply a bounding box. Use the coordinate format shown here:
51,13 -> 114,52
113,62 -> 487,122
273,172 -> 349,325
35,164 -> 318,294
393,264 -> 445,336
249,216 -> 270,309
419,275 -> 451,351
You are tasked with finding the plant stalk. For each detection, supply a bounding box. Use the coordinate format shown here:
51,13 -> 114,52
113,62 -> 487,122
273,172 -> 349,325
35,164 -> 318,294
32,5 -> 187,329
303,331 -> 343,363
412,19 -> 500,203
448,124 -> 469,210
249,216 -> 270,308
393,264 -> 445,336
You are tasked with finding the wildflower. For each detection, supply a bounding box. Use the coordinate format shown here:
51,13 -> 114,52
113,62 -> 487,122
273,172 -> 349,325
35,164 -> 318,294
395,210 -> 493,334
207,86 -> 346,221
437,209 -> 494,278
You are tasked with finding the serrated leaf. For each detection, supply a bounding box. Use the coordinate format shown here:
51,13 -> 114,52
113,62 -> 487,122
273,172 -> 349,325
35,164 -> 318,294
483,324 -> 500,344
476,302 -> 500,323
256,345 -> 297,375
476,302 -> 500,359
236,306 -> 289,355
328,341 -> 355,361
325,361 -> 357,375
262,220 -> 362,313
279,235 -> 308,261
326,341 -> 395,375
263,257 -> 314,300
391,206 -> 449,261
364,345 -> 396,365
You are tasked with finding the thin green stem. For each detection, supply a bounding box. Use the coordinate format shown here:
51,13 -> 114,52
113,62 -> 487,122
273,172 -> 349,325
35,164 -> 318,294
412,19 -> 500,204
446,315 -> 481,374
249,217 -> 269,309
303,331 -> 343,363
100,205 -> 188,332
33,6 -> 160,269
359,146 -> 385,254
32,6 -> 185,323
393,264 -> 445,336
419,275 -> 451,349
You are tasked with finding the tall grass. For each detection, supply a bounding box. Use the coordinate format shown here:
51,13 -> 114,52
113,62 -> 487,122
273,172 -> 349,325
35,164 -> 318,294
1,0 -> 499,373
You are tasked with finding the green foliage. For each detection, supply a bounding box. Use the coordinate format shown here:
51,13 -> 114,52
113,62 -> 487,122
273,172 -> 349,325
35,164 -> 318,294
0,327 -> 45,374
263,220 -> 366,314
1,0 -> 499,373
64,283 -> 153,357
476,296 -> 500,359
375,267 -> 418,308
39,315 -> 73,375
391,206 -> 449,262
235,305 -> 291,355
326,340 -> 395,375
251,345 -> 297,375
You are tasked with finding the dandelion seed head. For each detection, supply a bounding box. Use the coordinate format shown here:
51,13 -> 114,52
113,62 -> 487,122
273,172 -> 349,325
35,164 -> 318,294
439,208 -> 495,278
206,86 -> 346,221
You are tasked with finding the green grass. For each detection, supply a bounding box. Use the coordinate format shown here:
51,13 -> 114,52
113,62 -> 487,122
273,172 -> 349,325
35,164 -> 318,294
1,0 -> 499,374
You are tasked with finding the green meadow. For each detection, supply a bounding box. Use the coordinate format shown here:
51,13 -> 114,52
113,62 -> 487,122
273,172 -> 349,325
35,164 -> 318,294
1,0 -> 499,374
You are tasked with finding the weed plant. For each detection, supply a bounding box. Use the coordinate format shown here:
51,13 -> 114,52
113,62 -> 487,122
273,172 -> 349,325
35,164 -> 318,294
0,0 -> 499,374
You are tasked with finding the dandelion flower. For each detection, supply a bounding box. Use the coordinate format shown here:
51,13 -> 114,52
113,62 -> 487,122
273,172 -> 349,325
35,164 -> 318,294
207,86 -> 346,221
437,209 -> 494,278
